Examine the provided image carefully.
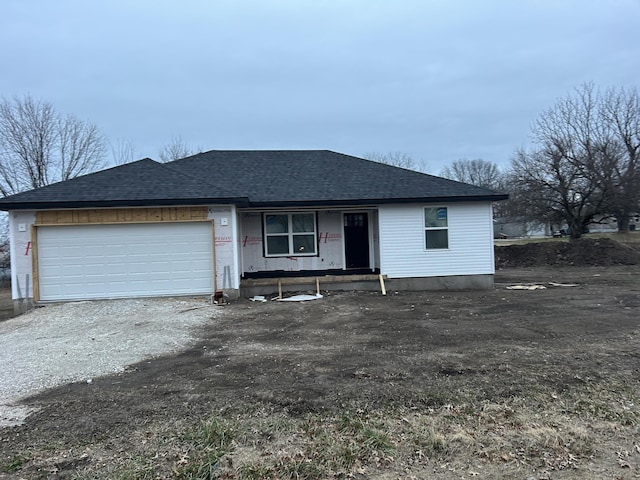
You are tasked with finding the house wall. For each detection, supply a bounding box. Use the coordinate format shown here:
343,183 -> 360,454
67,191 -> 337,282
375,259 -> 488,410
378,202 -> 495,279
8,210 -> 36,304
207,205 -> 239,292
240,210 -> 346,274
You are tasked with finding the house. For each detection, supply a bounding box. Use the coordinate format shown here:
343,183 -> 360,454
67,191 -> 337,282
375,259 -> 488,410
493,217 -> 549,238
0,150 -> 507,306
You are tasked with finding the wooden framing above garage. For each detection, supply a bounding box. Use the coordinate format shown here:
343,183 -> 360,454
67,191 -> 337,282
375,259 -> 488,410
35,206 -> 209,225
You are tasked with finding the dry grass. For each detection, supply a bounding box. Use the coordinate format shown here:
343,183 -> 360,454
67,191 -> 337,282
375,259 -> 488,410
495,231 -> 640,248
62,378 -> 640,479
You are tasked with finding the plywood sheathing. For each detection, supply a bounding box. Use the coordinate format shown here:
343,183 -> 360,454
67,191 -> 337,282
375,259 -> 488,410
35,207 -> 209,225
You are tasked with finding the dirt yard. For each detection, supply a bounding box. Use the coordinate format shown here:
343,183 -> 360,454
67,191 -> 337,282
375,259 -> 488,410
1,239 -> 639,479
0,289 -> 14,323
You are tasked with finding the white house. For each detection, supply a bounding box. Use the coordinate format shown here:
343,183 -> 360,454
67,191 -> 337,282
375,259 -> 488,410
0,150 -> 507,307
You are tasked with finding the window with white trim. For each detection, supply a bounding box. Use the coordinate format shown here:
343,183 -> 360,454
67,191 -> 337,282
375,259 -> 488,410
424,207 -> 448,249
264,212 -> 317,256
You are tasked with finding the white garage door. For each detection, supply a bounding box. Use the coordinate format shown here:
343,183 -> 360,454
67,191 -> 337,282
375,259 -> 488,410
37,222 -> 214,301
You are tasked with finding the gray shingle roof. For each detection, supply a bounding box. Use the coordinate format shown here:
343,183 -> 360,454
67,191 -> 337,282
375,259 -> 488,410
0,159 -> 246,209
0,150 -> 507,210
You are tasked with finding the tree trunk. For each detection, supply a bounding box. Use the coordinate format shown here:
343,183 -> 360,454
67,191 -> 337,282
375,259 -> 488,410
568,219 -> 583,239
616,213 -> 630,233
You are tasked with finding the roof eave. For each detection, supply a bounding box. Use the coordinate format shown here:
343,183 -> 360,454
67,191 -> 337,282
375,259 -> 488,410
247,194 -> 509,208
0,197 -> 250,211
0,193 -> 509,211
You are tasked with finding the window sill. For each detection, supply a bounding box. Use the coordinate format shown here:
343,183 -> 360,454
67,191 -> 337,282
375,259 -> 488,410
265,253 -> 318,258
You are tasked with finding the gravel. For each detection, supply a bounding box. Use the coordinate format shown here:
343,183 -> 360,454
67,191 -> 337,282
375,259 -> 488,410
0,297 -> 220,427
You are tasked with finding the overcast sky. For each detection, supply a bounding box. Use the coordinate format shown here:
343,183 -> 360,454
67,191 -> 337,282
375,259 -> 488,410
1,1 -> 638,174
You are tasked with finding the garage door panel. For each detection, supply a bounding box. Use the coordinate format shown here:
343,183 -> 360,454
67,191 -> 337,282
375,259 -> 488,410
37,222 -> 214,301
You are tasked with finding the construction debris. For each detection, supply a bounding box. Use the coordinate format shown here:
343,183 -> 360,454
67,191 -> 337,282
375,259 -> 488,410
277,293 -> 323,302
506,285 -> 547,290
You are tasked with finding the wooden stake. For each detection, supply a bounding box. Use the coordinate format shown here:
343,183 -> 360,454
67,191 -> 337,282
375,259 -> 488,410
379,274 -> 387,296
316,277 -> 320,295
278,280 -> 282,299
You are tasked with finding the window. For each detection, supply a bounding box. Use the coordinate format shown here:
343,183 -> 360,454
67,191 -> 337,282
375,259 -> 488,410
424,207 -> 448,249
264,213 -> 317,256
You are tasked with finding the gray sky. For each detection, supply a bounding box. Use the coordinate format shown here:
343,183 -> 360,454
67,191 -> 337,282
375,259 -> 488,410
1,0 -> 638,174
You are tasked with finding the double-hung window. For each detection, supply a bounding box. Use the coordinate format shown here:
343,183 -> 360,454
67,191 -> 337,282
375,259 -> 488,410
264,213 -> 317,256
424,207 -> 448,249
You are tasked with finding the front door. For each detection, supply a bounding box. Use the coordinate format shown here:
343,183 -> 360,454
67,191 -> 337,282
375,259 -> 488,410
344,213 -> 370,269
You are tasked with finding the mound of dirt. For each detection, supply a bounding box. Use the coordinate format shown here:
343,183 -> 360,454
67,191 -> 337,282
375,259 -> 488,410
495,237 -> 640,268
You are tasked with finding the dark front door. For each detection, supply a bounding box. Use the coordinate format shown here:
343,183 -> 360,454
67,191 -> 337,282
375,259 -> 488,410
344,213 -> 370,269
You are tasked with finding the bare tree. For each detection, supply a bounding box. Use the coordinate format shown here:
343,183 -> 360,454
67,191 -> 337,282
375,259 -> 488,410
0,95 -> 106,196
58,114 -> 106,180
510,148 -> 604,238
440,158 -> 502,189
109,138 -> 137,166
0,214 -> 9,270
600,86 -> 640,231
363,151 -> 426,172
158,135 -> 195,163
509,84 -> 613,238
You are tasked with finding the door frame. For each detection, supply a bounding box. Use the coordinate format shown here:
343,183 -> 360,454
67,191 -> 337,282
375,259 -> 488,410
342,211 -> 372,270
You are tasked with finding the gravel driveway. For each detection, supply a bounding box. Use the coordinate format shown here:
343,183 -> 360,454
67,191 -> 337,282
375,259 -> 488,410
0,297 -> 219,427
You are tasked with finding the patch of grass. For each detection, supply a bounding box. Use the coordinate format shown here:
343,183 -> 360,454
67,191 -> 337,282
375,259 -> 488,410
590,231 -> 640,248
2,454 -> 29,473
361,427 -> 392,453
115,459 -> 158,480
177,450 -> 228,480
567,397 -> 639,425
253,415 -> 297,443
555,381 -> 640,426
274,453 -> 324,479
331,443 -> 359,470
72,454 -> 158,480
188,417 -> 237,450
238,463 -> 275,479
495,237 -> 570,246
175,417 -> 238,479
411,426 -> 447,456
337,410 -> 367,434
495,231 -> 640,248
235,411 -> 395,478
335,410 -> 393,457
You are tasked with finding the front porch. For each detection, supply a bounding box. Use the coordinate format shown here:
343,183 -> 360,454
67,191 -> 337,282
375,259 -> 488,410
240,272 -> 387,298
237,207 -> 383,297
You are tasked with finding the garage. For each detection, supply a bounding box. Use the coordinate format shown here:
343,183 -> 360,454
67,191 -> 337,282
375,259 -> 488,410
36,222 -> 214,301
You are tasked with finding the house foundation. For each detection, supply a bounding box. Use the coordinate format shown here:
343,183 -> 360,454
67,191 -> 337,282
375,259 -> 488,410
240,273 -> 494,298
385,274 -> 494,291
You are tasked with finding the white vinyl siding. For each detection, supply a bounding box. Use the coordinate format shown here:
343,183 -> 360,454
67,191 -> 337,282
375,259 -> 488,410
379,202 -> 495,278
37,222 -> 214,301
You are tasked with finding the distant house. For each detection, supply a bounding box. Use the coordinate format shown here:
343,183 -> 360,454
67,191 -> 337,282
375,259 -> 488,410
493,218 -> 548,238
0,150 -> 507,304
494,213 -> 639,239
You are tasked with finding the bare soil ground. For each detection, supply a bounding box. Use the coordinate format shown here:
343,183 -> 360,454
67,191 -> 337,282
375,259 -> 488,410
0,290 -> 14,322
1,239 -> 639,479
